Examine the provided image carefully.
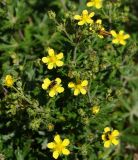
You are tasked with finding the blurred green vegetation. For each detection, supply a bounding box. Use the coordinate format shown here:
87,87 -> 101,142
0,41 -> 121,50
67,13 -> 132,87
0,0 -> 138,159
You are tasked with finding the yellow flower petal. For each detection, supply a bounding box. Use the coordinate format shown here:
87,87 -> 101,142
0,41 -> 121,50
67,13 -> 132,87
48,63 -> 54,70
44,78 -> 51,85
102,134 -> 106,141
78,20 -> 85,25
124,34 -> 130,39
81,80 -> 88,86
112,138 -> 119,145
56,60 -> 64,67
104,140 -> 111,148
86,19 -> 93,24
104,127 -> 110,133
55,78 -> 61,84
74,15 -> 81,20
56,86 -> 64,93
62,148 -> 70,155
53,151 -> 59,159
54,135 -> 61,143
49,89 -> 56,97
74,88 -> 80,96
89,12 -> 95,18
82,10 -> 88,15
110,30 -> 117,37
87,0 -> 102,9
42,78 -> 51,90
119,30 -> 124,35
112,130 -> 119,136
62,139 -> 70,146
48,48 -> 55,56
87,2 -> 94,7
56,52 -> 64,59
5,75 -> 11,81
96,3 -> 102,9
47,142 -> 56,149
120,40 -> 126,45
68,82 -> 75,88
112,39 -> 119,44
96,19 -> 102,24
80,88 -> 87,95
42,57 -> 49,63
42,83 -> 48,90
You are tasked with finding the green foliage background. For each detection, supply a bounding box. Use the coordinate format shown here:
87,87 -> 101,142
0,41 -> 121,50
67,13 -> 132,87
0,0 -> 138,159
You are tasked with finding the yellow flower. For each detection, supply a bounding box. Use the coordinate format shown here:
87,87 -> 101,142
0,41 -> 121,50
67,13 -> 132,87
92,105 -> 100,114
47,123 -> 54,132
68,80 -> 88,96
42,48 -> 64,69
47,134 -> 70,159
102,127 -> 120,148
95,19 -> 105,38
4,75 -> 14,87
42,78 -> 64,97
110,30 -> 130,45
74,10 -> 95,26
87,0 -> 102,9
95,19 -> 102,27
89,19 -> 105,38
90,19 -> 102,30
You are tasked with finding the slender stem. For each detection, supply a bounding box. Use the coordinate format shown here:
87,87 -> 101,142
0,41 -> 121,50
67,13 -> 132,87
101,8 -> 107,17
18,30 -> 24,39
12,86 -> 32,104
73,45 -> 78,65
60,0 -> 67,11
63,27 -> 75,46
109,3 -> 112,30
53,19 -> 75,46
87,77 -> 92,104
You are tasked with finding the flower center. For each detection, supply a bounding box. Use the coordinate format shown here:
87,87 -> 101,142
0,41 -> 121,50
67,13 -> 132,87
55,143 -> 64,153
6,78 -> 13,86
117,35 -> 124,42
105,131 -> 111,140
52,84 -> 60,94
50,56 -> 57,63
76,84 -> 82,89
7,79 -> 12,84
82,15 -> 89,21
